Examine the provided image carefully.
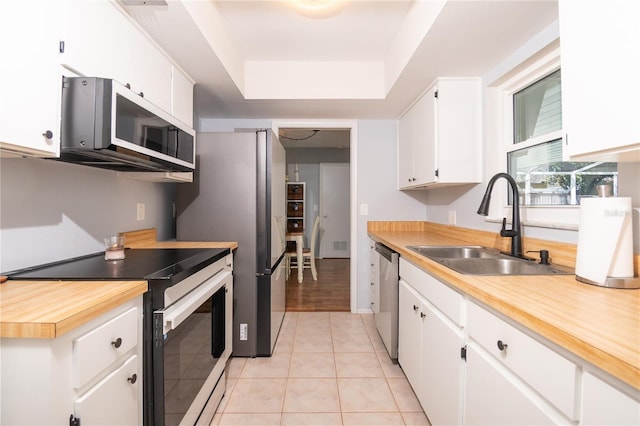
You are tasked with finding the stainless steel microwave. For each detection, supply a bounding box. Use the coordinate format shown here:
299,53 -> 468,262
59,77 -> 195,173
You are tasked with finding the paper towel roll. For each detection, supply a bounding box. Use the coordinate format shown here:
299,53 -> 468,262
575,197 -> 634,285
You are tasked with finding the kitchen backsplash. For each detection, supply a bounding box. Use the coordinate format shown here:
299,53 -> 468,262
0,157 -> 175,272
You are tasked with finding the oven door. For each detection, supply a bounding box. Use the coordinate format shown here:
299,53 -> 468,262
153,268 -> 232,425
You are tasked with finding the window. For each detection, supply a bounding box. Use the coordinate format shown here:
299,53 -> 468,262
506,69 -> 617,206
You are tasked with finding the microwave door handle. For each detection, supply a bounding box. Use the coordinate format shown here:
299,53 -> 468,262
158,271 -> 231,334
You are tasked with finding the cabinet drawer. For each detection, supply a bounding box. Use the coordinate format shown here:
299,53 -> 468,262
467,301 -> 578,419
399,259 -> 463,326
74,354 -> 139,424
73,307 -> 138,388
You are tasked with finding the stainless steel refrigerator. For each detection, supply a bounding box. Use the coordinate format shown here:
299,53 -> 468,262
176,129 -> 286,357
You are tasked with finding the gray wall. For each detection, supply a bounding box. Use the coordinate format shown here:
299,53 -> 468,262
0,158 -> 176,272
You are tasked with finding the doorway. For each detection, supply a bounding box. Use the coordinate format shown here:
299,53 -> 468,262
277,124 -> 354,312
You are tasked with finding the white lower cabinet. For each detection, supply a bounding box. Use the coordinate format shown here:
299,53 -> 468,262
398,259 -> 464,425
464,343 -> 558,425
0,297 -> 143,425
466,300 -> 578,421
581,372 -> 640,426
74,354 -> 139,425
397,258 -> 639,426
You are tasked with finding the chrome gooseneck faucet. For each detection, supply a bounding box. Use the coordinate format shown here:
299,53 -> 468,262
477,172 -> 523,258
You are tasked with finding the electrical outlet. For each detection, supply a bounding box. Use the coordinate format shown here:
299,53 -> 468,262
448,210 -> 456,225
137,203 -> 145,221
240,323 -> 248,341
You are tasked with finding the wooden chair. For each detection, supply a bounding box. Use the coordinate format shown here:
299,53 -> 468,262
286,216 -> 320,280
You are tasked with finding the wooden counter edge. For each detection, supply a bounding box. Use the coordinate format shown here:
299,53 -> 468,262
55,281 -> 147,338
0,281 -> 147,339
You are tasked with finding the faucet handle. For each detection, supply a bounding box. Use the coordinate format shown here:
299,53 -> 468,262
499,217 -> 517,237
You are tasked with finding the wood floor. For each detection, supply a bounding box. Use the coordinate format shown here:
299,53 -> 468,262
285,258 -> 350,312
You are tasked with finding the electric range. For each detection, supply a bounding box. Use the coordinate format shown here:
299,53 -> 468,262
7,247 -> 233,425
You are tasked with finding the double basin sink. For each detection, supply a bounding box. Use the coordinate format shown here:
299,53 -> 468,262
408,245 -> 571,276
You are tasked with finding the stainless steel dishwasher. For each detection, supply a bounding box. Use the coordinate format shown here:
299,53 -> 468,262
374,242 -> 399,361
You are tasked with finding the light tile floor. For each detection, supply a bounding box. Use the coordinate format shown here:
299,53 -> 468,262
212,312 -> 430,425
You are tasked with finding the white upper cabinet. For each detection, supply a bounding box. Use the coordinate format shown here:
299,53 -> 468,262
61,0 -> 173,114
559,0 -> 640,162
172,66 -> 195,127
0,0 -> 62,157
398,77 -> 482,189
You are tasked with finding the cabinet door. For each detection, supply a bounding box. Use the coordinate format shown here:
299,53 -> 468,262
464,344 -> 558,425
559,0 -> 640,160
420,302 -> 464,426
0,0 -> 61,157
369,242 -> 379,314
398,280 -> 422,395
74,355 -> 140,425
581,372 -> 640,425
61,0 -> 173,113
436,79 -> 482,183
172,66 -> 194,127
398,107 -> 416,188
398,88 -> 436,188
413,86 -> 436,186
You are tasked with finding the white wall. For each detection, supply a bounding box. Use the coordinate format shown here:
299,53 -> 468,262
0,158 -> 176,272
356,120 -> 427,311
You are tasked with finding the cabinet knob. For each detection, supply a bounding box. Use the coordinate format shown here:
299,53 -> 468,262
420,312 -> 426,318
413,305 -> 419,312
497,340 -> 508,351
42,130 -> 53,139
111,337 -> 123,349
127,373 -> 137,384
412,177 -> 416,181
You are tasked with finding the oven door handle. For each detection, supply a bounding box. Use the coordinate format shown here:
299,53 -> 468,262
157,270 -> 231,334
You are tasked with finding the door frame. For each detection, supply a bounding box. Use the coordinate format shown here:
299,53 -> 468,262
272,120 -> 358,313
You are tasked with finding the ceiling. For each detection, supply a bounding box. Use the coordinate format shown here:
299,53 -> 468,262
120,0 -> 559,121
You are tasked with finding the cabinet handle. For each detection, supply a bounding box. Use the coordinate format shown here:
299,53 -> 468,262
420,312 -> 426,318
497,340 -> 508,351
127,373 -> 137,384
413,305 -> 419,312
42,130 -> 53,139
111,337 -> 123,349
412,177 -> 416,181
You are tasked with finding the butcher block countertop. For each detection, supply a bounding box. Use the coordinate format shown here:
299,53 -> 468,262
0,229 -> 238,339
369,221 -> 640,391
0,280 -> 147,339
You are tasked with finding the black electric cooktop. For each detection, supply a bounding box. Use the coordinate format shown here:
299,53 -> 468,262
6,248 -> 230,284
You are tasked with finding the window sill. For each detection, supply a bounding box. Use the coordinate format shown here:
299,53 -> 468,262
485,216 -> 578,231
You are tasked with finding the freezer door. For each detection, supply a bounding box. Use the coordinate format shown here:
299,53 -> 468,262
256,253 -> 286,356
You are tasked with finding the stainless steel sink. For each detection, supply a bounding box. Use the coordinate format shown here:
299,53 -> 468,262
408,245 -> 500,259
407,245 -> 571,276
439,258 -> 570,276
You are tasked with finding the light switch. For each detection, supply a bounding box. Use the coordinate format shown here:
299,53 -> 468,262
137,203 -> 145,221
360,203 -> 369,216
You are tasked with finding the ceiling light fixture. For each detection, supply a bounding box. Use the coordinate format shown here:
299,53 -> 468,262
288,0 -> 345,18
280,129 -> 320,141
